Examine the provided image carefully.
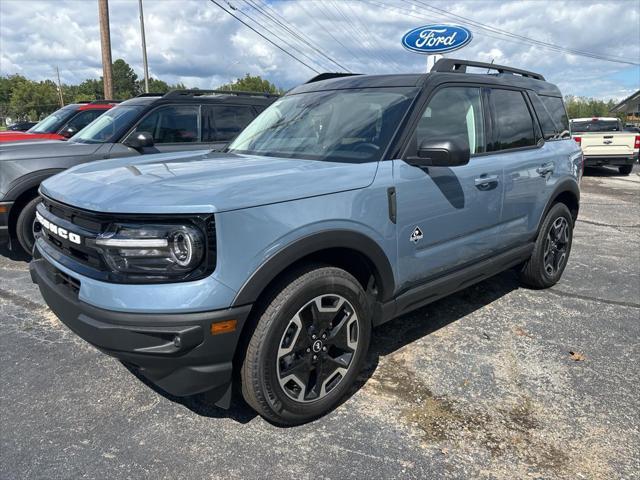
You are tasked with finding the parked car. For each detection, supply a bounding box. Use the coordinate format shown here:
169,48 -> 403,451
29,59 -> 582,424
570,117 -> 639,175
0,90 -> 277,253
0,101 -> 118,143
6,121 -> 38,132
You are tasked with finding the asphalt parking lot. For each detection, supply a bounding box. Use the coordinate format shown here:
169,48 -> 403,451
1,165 -> 638,480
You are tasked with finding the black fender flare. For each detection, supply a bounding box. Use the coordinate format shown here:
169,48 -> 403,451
535,178 -> 580,234
5,168 -> 65,202
231,230 -> 396,306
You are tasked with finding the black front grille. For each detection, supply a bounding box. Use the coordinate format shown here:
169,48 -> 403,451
38,197 -> 107,272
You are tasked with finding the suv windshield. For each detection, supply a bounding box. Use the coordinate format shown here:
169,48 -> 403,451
28,107 -> 76,133
72,105 -> 144,144
228,87 -> 418,162
571,120 -> 621,133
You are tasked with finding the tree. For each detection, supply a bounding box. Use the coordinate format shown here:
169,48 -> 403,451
111,59 -> 139,99
564,95 -> 625,121
219,74 -> 283,94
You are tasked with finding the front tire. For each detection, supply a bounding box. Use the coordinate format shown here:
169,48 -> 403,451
519,202 -> 573,289
15,196 -> 41,255
241,266 -> 371,425
619,165 -> 633,175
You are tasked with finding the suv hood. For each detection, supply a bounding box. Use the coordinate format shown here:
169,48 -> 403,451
0,140 -> 101,161
41,150 -> 379,214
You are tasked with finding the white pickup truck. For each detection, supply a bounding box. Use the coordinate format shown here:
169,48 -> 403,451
571,117 -> 639,175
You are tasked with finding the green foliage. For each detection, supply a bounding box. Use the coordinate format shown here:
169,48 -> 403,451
219,74 -> 284,94
1,60 -> 283,124
564,95 -> 624,120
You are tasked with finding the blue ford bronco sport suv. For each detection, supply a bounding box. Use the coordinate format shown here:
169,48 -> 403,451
30,59 -> 582,425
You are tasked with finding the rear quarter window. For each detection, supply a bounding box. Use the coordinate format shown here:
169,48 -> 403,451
540,95 -> 570,139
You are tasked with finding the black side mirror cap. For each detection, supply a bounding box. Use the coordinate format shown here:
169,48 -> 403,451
124,131 -> 154,150
405,139 -> 471,168
60,127 -> 77,139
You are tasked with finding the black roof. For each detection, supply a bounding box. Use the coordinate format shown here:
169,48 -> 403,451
289,58 -> 561,97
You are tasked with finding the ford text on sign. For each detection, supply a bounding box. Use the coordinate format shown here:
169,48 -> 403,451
402,24 -> 472,54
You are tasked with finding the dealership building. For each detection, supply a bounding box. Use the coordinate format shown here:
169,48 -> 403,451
610,89 -> 640,123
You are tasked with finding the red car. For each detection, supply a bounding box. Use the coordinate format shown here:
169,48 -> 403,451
0,101 -> 119,143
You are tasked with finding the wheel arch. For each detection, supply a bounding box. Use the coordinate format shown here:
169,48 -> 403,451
537,178 -> 580,234
231,230 -> 396,308
6,169 -> 63,239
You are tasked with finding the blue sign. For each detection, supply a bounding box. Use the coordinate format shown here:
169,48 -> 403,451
402,24 -> 473,54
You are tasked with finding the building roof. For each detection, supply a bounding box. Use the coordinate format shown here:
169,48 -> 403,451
610,89 -> 640,113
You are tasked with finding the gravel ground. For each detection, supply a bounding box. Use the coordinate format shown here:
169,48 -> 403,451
1,165 -> 638,480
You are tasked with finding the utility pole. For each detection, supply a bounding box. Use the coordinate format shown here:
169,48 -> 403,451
138,0 -> 149,93
98,0 -> 114,99
54,66 -> 64,107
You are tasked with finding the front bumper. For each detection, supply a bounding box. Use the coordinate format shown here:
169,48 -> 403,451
583,152 -> 638,167
30,255 -> 252,407
0,201 -> 13,247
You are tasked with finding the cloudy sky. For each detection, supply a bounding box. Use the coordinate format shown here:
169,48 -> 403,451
1,0 -> 639,100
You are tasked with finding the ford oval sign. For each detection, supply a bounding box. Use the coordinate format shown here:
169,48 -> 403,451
402,24 -> 472,54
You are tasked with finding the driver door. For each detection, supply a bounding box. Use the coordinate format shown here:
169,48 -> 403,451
394,86 -> 504,291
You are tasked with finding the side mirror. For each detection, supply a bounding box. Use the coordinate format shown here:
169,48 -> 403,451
60,126 -> 78,139
124,131 -> 154,150
406,138 -> 471,168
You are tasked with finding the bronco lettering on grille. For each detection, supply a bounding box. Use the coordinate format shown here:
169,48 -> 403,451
35,211 -> 82,245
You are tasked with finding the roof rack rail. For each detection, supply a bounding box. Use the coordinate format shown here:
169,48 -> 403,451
162,89 -> 280,99
305,73 -> 361,84
89,99 -> 122,104
135,92 -> 165,98
431,58 -> 545,81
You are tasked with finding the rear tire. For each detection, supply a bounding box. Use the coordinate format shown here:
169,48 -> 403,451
15,196 -> 41,255
519,203 -> 573,289
241,265 -> 371,425
618,165 -> 633,175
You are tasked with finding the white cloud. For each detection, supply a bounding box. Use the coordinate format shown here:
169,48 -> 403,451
0,0 -> 638,99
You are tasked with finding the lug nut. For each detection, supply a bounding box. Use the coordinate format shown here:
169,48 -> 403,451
306,348 -> 311,353
322,333 -> 327,339
313,355 -> 317,360
322,346 -> 327,352
312,334 -> 317,340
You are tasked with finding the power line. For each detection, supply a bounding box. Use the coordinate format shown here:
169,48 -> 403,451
209,0 -> 320,73
412,0 -> 639,66
247,0 -> 350,72
234,1 -> 333,72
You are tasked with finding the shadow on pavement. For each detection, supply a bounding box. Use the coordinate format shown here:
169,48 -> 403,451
0,245 -> 31,263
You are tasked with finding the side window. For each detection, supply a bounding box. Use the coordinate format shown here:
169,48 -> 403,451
540,95 -> 570,139
529,93 -> 558,140
205,105 -> 255,142
131,105 -> 200,143
63,110 -> 104,132
415,87 -> 485,154
489,89 -> 536,151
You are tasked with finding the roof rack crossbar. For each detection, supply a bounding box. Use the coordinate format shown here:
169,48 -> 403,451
89,99 -> 122,104
431,58 -> 545,81
162,89 -> 280,99
305,73 -> 361,84
135,93 -> 166,98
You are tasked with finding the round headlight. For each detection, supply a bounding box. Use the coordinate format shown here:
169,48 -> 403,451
170,230 -> 194,267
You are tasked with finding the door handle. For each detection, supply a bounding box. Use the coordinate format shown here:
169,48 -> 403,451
475,175 -> 499,190
536,162 -> 555,176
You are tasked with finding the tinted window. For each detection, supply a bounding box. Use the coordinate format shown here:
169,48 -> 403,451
29,107 -> 76,133
64,109 -> 104,132
204,105 -> 255,142
540,96 -> 570,138
132,105 -> 200,143
529,94 -> 558,140
571,119 -> 621,133
490,89 -> 536,151
416,87 -> 485,154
